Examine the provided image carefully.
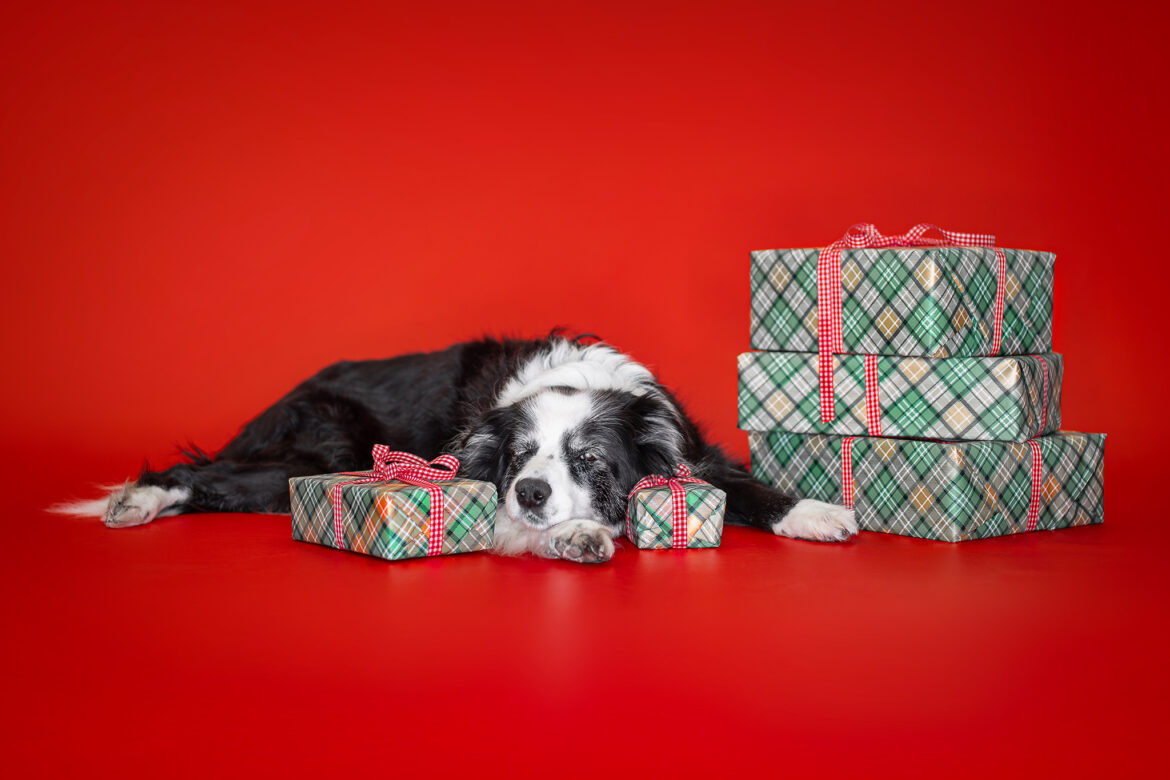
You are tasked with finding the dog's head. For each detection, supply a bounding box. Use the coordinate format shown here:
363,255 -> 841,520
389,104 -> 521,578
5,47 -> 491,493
456,387 -> 686,530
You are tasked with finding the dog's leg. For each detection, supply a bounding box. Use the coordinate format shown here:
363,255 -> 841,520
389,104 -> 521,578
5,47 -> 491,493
61,482 -> 193,528
60,383 -> 392,527
695,453 -> 858,543
541,519 -> 616,563
70,459 -> 312,528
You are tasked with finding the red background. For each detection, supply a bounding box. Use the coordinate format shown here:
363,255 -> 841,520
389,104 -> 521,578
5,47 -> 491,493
1,1 -> 1167,777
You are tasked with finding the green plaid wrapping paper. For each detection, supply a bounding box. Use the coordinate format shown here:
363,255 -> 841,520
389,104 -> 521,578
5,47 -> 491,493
627,483 -> 725,549
738,352 -> 1062,442
750,246 -> 1055,356
749,431 -> 1104,542
289,473 -> 496,559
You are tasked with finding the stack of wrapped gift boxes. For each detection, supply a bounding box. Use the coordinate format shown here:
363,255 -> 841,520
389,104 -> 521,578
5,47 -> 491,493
739,224 -> 1106,542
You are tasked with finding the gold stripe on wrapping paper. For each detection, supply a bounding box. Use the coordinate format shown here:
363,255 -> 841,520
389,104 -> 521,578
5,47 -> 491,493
952,307 -> 970,331
1005,272 -> 1021,300
805,309 -> 819,338
983,482 -> 999,509
687,515 -> 702,542
910,484 -> 934,513
914,259 -> 941,291
842,260 -> 863,290
767,263 -> 791,291
993,359 -> 1020,388
765,391 -> 794,420
897,357 -> 929,383
950,273 -> 965,295
1043,474 -> 1061,503
947,446 -> 964,469
874,439 -> 898,462
943,402 -> 975,432
876,308 -> 900,338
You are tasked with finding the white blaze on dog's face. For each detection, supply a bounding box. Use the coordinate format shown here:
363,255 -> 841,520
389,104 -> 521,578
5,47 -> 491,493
504,390 -> 597,528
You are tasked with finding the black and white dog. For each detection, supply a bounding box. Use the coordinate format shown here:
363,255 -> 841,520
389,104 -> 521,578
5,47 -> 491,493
65,333 -> 857,562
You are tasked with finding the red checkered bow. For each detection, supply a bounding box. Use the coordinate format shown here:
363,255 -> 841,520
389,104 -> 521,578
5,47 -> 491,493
817,223 -> 1007,422
628,464 -> 706,549
330,445 -> 460,556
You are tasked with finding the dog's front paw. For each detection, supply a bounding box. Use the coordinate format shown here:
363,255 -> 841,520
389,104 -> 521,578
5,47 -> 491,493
772,499 -> 858,542
546,520 -> 615,564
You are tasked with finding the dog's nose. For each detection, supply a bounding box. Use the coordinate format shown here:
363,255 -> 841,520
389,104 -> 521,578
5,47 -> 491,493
515,478 -> 551,509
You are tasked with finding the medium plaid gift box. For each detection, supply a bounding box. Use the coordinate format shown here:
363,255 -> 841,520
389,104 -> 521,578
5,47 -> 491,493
738,351 -> 1062,442
289,446 -> 496,560
749,431 -> 1105,542
626,465 -> 725,550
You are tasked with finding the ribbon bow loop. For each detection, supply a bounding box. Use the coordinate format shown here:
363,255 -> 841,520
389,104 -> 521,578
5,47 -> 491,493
628,464 -> 705,549
370,445 -> 460,483
840,222 -> 995,250
330,445 -> 462,556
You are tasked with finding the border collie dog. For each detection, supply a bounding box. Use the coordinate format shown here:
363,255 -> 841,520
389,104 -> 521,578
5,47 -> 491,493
66,333 -> 857,562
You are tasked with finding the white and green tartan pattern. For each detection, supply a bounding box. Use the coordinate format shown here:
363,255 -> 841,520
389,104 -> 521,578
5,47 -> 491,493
738,352 -> 1062,442
627,484 -> 725,549
289,473 -> 496,559
749,247 -> 1055,356
749,431 -> 1104,542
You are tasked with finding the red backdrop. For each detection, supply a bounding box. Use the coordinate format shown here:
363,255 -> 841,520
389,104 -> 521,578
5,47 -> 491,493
2,0 -> 1167,776
3,0 -> 1163,478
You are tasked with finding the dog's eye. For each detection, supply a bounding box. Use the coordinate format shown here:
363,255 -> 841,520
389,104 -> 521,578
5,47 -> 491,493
580,453 -> 598,462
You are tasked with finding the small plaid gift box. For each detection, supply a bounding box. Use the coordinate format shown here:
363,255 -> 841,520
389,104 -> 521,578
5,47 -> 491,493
738,351 -> 1062,442
626,465 -> 725,550
289,446 -> 496,560
749,431 -> 1105,542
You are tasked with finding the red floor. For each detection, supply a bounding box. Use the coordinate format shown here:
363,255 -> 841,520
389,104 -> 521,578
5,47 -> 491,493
3,451 -> 1165,778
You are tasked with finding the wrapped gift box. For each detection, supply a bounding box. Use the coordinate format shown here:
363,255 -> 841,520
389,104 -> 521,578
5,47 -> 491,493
738,351 -> 1062,442
627,471 -> 725,549
749,245 -> 1055,356
749,431 -> 1104,542
290,467 -> 496,560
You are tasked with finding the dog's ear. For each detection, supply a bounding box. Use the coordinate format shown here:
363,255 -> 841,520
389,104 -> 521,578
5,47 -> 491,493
454,407 -> 514,485
626,393 -> 686,478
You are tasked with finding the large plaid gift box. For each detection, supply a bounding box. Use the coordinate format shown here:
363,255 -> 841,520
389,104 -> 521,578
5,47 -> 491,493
749,431 -> 1105,542
626,465 -> 725,549
290,447 -> 496,560
738,351 -> 1062,442
749,225 -> 1055,357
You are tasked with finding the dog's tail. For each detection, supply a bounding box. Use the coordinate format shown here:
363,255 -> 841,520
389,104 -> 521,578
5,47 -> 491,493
48,484 -> 126,518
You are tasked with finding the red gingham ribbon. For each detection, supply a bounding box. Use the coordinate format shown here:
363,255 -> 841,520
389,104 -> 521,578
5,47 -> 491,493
1032,355 -> 1050,433
1026,440 -> 1044,532
330,445 -> 460,556
817,223 -> 1005,422
863,355 -> 881,436
840,437 -> 857,509
628,464 -> 706,549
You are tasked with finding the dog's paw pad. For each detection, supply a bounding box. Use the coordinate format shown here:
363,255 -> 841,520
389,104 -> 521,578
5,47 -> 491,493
550,522 -> 615,563
772,499 -> 858,543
